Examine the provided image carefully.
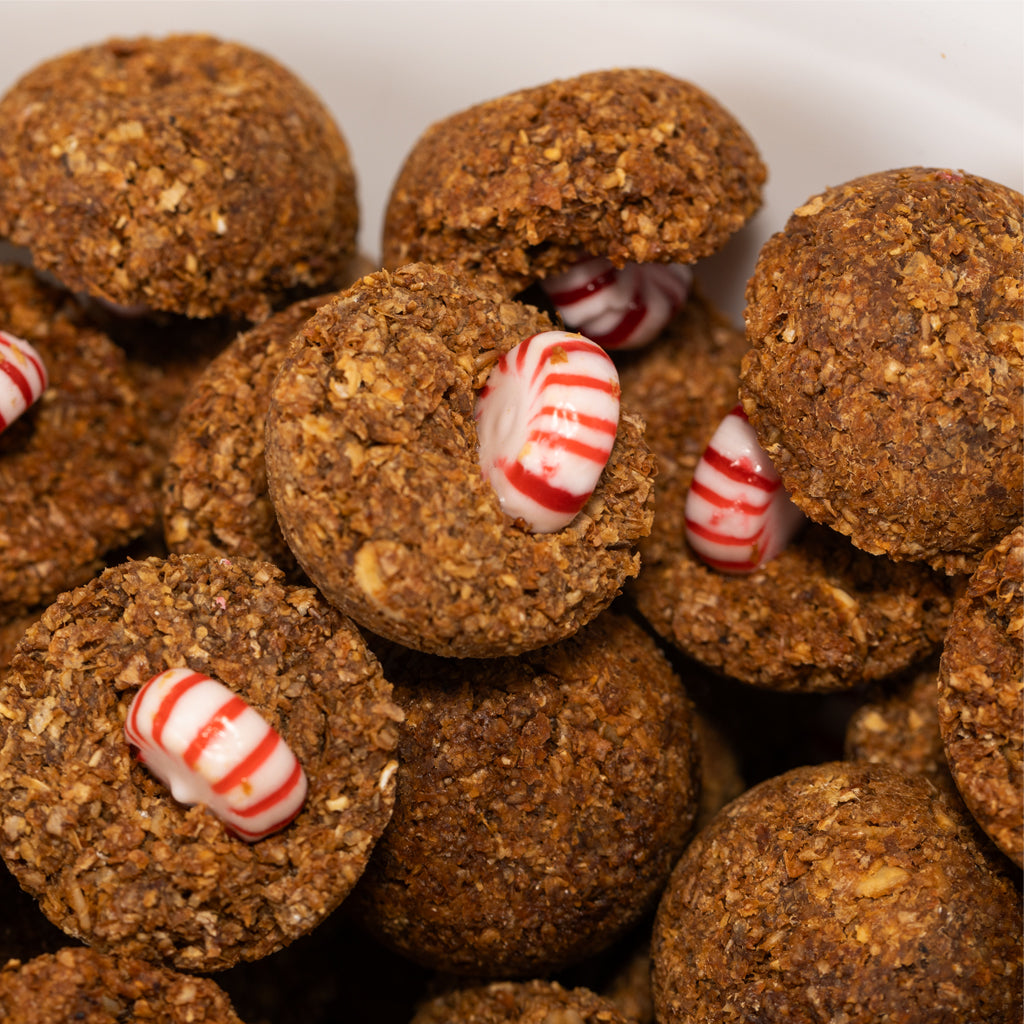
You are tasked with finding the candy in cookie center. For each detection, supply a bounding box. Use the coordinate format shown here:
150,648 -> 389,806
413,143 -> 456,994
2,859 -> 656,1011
0,330 -> 48,434
475,330 -> 620,532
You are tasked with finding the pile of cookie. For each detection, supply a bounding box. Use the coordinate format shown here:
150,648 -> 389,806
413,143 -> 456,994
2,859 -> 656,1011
0,33 -> 1020,1024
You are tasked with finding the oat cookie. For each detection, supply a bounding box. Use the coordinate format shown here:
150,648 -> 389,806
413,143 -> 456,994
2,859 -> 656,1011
382,68 -> 765,294
938,524 -> 1023,866
265,263 -> 656,658
0,34 -> 359,320
741,167 -> 1023,575
0,946 -> 247,1022
620,293 -> 958,691
352,611 -> 700,977
411,980 -> 634,1024
652,761 -> 1023,1023
0,553 -> 401,972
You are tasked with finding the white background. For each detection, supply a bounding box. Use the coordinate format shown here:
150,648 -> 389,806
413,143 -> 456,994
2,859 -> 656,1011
0,0 -> 1020,322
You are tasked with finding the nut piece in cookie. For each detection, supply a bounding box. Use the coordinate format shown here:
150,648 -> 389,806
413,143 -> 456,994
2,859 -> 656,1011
0,946 -> 248,1023
938,524 -> 1023,867
351,611 -> 700,977
620,293 -> 958,692
0,553 -> 401,972
265,263 -> 656,658
741,167 -> 1023,575
382,67 -> 764,339
0,34 -> 359,321
652,761 -> 1023,1023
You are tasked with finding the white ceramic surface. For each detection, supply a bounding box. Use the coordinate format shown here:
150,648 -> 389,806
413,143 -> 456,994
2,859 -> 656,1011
0,0 -> 1020,322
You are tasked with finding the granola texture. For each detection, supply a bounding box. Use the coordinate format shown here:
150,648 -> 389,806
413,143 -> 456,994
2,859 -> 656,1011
163,294 -> 334,573
0,553 -> 401,971
411,980 -> 633,1024
0,265 -> 163,619
938,524 -> 1023,867
351,611 -> 700,977
651,761 -> 1024,1024
620,294 -> 958,691
0,946 -> 247,1022
740,167 -> 1023,575
0,34 -> 359,320
382,68 -> 765,294
265,263 -> 656,658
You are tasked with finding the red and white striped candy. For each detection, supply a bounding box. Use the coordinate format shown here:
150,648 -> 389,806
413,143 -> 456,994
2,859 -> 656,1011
540,257 -> 693,351
475,330 -> 620,532
0,330 -> 47,433
684,404 -> 806,573
125,668 -> 308,841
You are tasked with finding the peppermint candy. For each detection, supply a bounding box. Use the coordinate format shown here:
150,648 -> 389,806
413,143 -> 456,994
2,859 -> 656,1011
475,330 -> 620,532
540,257 -> 692,351
0,330 -> 47,433
125,668 -> 308,841
684,404 -> 806,573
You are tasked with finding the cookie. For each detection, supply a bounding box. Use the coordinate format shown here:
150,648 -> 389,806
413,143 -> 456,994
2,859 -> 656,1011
0,553 -> 401,971
351,610 -> 700,977
0,265 -> 163,619
265,263 -> 656,658
382,68 -> 765,295
938,524 -> 1023,867
163,294 -> 333,573
411,980 -> 634,1024
0,34 -> 359,321
740,167 -> 1023,575
619,293 -> 958,691
652,761 -> 1023,1023
0,946 -> 246,1022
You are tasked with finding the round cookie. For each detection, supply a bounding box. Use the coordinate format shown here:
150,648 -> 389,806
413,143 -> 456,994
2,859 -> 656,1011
163,293 -> 333,573
740,167 -> 1023,575
0,553 -> 401,972
0,34 -> 359,321
0,265 -> 163,620
651,761 -> 1023,1023
351,611 -> 700,977
411,980 -> 634,1024
265,263 -> 656,658
938,524 -> 1023,867
382,68 -> 765,294
0,946 -> 247,1023
619,292 -> 958,692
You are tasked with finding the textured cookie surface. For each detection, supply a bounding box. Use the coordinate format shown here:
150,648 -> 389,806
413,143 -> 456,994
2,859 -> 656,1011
740,167 -> 1023,575
352,611 -> 700,977
0,946 -> 246,1023
382,68 -> 765,293
411,980 -> 634,1024
652,761 -> 1023,1023
0,34 -> 358,320
0,265 -> 163,618
0,554 -> 401,971
163,293 -> 333,572
265,263 -> 655,657
620,294 -> 957,691
938,524 -> 1023,866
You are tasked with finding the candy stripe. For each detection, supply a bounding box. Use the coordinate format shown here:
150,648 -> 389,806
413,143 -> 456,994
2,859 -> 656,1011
543,266 -> 617,306
0,331 -> 48,434
499,458 -> 587,515
684,516 -> 767,546
700,444 -> 781,491
212,728 -> 280,794
688,477 -> 771,515
534,406 -> 618,435
230,761 -> 304,819
183,695 -> 247,768
1,360 -> 34,407
148,671 -> 207,749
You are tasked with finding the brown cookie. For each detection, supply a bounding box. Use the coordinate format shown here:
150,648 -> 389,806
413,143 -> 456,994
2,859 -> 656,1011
265,263 -> 656,658
652,761 -> 1023,1023
0,265 -> 163,619
938,524 -> 1023,866
740,167 -> 1023,575
382,68 -> 765,294
0,553 -> 401,972
0,34 -> 358,320
411,980 -> 634,1024
0,946 -> 247,1022
619,293 -> 958,692
163,294 -> 334,572
351,611 -> 700,977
